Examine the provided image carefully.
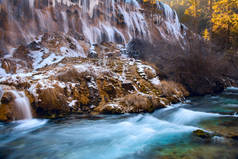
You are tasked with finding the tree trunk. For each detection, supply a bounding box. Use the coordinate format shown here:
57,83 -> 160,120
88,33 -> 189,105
194,0 -> 198,33
209,0 -> 213,38
208,0 -> 213,53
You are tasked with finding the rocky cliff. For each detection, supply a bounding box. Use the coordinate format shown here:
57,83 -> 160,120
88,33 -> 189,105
0,0 -> 189,53
0,0 -> 190,121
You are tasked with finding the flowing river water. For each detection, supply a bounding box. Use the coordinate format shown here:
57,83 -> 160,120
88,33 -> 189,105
1,87 -> 238,159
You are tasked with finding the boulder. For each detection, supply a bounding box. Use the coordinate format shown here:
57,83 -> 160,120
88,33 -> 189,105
1,59 -> 17,74
1,91 -> 13,104
27,41 -> 41,50
35,87 -> 71,117
193,129 -> 212,139
96,104 -> 123,114
0,91 -> 15,121
231,135 -> 238,141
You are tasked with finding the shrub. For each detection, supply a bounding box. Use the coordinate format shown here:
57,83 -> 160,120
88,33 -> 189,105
128,65 -> 138,76
127,37 -> 233,95
169,40 -> 228,95
57,68 -> 81,82
126,38 -> 153,59
57,68 -> 95,82
155,81 -> 188,97
122,94 -> 148,109
121,93 -> 165,112
144,68 -> 156,79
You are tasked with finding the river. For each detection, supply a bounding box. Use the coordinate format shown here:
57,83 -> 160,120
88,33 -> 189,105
1,87 -> 238,159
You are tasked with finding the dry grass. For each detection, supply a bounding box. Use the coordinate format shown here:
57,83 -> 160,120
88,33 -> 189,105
128,65 -> 138,76
101,70 -> 113,77
144,68 -> 156,79
155,80 -> 188,97
122,94 -> 148,109
121,94 -> 163,112
57,68 -> 81,82
57,68 -> 95,82
151,96 -> 160,106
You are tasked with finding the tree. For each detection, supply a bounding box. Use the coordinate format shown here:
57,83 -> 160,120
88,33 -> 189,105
184,0 -> 200,32
144,0 -> 238,50
211,0 -> 238,49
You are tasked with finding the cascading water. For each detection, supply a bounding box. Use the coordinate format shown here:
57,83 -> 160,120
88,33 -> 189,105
0,1 -> 237,158
8,90 -> 32,120
0,88 -> 238,158
0,0 -> 187,54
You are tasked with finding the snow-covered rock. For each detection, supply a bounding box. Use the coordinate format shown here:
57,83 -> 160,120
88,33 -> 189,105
0,40 -> 188,121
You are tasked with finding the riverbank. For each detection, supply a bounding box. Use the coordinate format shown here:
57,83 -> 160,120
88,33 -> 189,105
1,87 -> 238,159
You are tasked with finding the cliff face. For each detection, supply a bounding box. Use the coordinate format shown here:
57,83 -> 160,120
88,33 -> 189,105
0,0 -> 188,54
0,0 -> 190,121
0,33 -> 189,121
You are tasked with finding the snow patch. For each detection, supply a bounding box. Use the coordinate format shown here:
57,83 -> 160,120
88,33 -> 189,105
0,67 -> 7,76
32,73 -> 50,80
0,72 -> 33,84
160,100 -> 166,106
28,83 -> 39,98
60,46 -> 85,58
68,100 -> 77,107
150,77 -> 160,85
74,63 -> 109,76
37,79 -> 66,90
31,52 -> 64,70
88,77 -> 98,89
136,62 -> 156,79
107,103 -> 121,108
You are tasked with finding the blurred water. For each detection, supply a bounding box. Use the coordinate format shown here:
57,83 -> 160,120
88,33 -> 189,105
1,87 -> 238,159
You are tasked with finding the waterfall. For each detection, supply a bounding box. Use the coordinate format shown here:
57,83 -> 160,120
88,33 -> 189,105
9,90 -> 32,120
0,0 -> 188,59
61,11 -> 69,33
0,0 -> 151,47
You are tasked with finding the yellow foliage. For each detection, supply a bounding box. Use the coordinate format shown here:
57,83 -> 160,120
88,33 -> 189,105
184,0 -> 200,17
211,0 -> 238,47
203,28 -> 210,40
142,0 -> 158,4
211,0 -> 238,33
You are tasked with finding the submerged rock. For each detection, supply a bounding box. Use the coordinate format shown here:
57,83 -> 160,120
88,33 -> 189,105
193,129 -> 212,139
230,135 -> 238,141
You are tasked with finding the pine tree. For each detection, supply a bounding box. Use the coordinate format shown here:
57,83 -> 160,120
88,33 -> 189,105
184,0 -> 200,32
211,0 -> 238,48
